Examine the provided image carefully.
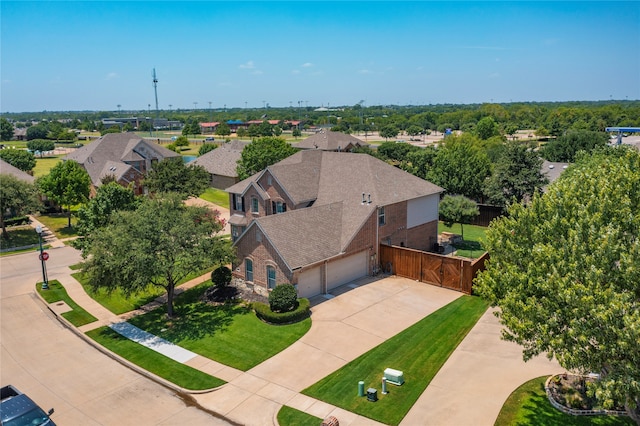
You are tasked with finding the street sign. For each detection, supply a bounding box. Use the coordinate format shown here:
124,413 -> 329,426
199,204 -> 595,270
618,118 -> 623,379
39,252 -> 49,261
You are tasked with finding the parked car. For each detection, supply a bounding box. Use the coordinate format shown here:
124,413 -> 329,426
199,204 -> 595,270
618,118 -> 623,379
205,137 -> 215,142
1,385 -> 55,426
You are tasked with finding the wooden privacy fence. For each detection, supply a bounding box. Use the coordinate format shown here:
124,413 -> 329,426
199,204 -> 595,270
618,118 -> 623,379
379,244 -> 489,294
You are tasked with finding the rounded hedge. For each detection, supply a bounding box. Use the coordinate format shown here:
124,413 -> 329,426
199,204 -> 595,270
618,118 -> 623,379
254,298 -> 310,324
211,266 -> 232,288
268,284 -> 298,312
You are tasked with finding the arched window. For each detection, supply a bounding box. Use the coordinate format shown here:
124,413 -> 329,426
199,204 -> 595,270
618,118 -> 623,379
251,197 -> 259,213
245,259 -> 253,282
266,266 -> 276,289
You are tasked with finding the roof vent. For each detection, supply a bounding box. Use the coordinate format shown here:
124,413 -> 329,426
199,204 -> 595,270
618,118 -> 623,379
362,193 -> 366,205
368,194 -> 372,204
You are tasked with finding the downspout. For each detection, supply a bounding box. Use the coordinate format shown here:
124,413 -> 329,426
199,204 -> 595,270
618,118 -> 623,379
376,205 -> 380,274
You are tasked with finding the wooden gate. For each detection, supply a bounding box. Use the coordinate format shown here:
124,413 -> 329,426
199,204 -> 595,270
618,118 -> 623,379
379,244 -> 488,295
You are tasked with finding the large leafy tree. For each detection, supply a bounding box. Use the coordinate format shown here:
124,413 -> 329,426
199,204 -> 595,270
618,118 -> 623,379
427,136 -> 491,200
438,194 -> 479,240
27,139 -> 55,153
0,118 -> 14,141
83,194 -> 234,317
475,146 -> 640,422
0,175 -> 40,238
37,160 -> 91,227
143,158 -> 210,199
26,125 -> 48,140
475,116 -> 499,140
74,182 -> 139,255
0,149 -> 36,172
542,130 -> 609,162
379,125 -> 400,140
236,137 -> 297,180
484,142 -> 548,207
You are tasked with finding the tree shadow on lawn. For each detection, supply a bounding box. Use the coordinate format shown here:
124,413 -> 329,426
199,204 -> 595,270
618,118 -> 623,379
128,286 -> 248,343
453,240 -> 483,251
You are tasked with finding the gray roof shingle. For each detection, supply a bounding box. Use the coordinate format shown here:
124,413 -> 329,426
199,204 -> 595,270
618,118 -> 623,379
190,141 -> 248,178
0,158 -> 35,183
294,130 -> 369,151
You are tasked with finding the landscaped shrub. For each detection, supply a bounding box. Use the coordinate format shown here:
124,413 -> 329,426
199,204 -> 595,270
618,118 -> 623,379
254,298 -> 310,324
5,216 -> 30,226
211,266 -> 232,288
268,284 -> 298,312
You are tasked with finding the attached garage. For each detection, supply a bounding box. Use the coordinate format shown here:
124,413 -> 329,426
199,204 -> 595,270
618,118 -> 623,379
297,265 -> 322,299
327,251 -> 368,291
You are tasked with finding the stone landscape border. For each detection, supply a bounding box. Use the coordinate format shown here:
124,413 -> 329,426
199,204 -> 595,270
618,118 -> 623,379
545,374 -> 628,418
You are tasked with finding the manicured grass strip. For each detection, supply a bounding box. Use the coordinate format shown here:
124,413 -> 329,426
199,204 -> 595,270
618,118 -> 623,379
36,280 -> 97,326
71,268 -> 213,315
495,376 -> 633,426
33,156 -> 62,177
303,295 -> 488,426
128,282 -> 311,371
198,188 -> 230,209
87,326 -> 225,390
277,406 -> 323,426
0,226 -> 40,250
35,213 -> 78,238
438,221 -> 487,258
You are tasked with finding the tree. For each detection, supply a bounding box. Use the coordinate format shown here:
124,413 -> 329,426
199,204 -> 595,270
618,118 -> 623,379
82,194 -> 234,318
484,142 -> 548,207
427,136 -> 491,200
173,136 -> 190,148
74,182 -> 139,255
26,125 -> 48,140
542,130 -> 609,162
101,126 -> 122,135
503,124 -> 519,140
236,137 -> 297,180
236,127 -> 248,138
198,143 -> 217,156
438,195 -> 479,240
401,147 -> 437,180
37,160 -> 91,227
379,125 -> 399,140
27,139 -> 55,153
292,128 -> 302,138
475,116 -> 499,140
215,122 -> 231,137
0,175 -> 40,238
0,149 -> 36,172
475,146 -> 640,422
406,125 -> 423,140
0,118 -> 14,141
143,158 -> 210,199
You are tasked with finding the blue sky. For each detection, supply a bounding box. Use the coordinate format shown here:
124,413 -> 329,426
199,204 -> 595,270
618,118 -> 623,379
1,1 -> 639,112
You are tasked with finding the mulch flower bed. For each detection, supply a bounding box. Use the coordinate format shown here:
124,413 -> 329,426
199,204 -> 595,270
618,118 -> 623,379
201,284 -> 268,306
548,373 -> 625,412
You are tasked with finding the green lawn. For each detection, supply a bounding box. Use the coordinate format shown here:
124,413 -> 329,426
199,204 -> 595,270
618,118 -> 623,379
87,327 -> 225,390
35,280 -> 97,326
495,376 -> 633,426
277,406 -> 322,426
35,213 -> 78,238
33,156 -> 62,177
199,188 -> 230,209
127,282 -> 311,371
0,226 -> 40,250
438,221 -> 487,258
303,295 -> 489,426
71,269 -> 207,315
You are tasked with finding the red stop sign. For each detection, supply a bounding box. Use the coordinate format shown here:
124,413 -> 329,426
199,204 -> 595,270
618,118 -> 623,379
40,252 -> 49,261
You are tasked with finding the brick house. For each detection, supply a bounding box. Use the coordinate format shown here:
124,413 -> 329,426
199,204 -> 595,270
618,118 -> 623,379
64,133 -> 180,195
190,140 -> 248,190
226,150 -> 443,298
294,130 -> 369,152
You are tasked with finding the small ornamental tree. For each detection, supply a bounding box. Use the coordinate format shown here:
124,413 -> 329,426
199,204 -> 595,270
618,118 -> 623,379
268,284 -> 298,313
439,194 -> 479,240
199,143 -> 217,156
211,266 -> 232,289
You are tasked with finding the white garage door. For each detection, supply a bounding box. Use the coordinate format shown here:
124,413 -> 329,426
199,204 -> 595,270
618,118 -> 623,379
327,251 -> 368,291
297,266 -> 322,299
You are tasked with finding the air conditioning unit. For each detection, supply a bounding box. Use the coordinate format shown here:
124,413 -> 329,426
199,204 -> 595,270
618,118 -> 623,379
384,368 -> 405,386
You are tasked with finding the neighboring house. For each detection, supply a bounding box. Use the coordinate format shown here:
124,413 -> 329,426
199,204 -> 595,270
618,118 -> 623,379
200,122 -> 220,134
0,159 -> 35,183
12,128 -> 27,141
64,133 -> 180,194
190,140 -> 248,189
226,150 -> 443,298
294,130 -> 369,152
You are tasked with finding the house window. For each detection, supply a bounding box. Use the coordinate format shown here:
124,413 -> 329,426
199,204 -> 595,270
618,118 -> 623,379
231,225 -> 244,242
245,259 -> 253,282
233,194 -> 244,212
267,266 -> 276,289
267,175 -> 272,185
272,201 -> 287,214
378,206 -> 386,225
251,197 -> 259,213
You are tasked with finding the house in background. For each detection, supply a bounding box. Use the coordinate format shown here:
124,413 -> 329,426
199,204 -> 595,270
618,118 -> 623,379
190,140 -> 248,189
294,130 -> 369,152
226,150 -> 443,298
64,133 -> 180,194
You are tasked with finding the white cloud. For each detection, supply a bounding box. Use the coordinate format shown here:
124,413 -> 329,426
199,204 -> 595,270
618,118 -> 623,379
358,69 -> 373,75
239,61 -> 255,69
105,72 -> 118,80
301,62 -> 313,68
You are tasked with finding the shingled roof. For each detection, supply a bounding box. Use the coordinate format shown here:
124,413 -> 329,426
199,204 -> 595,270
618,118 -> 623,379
190,140 -> 248,178
295,130 -> 369,151
0,158 -> 35,183
234,150 -> 443,270
64,133 -> 179,186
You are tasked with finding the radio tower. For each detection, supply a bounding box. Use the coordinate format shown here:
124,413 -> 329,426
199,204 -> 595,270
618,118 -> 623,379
152,68 -> 159,118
